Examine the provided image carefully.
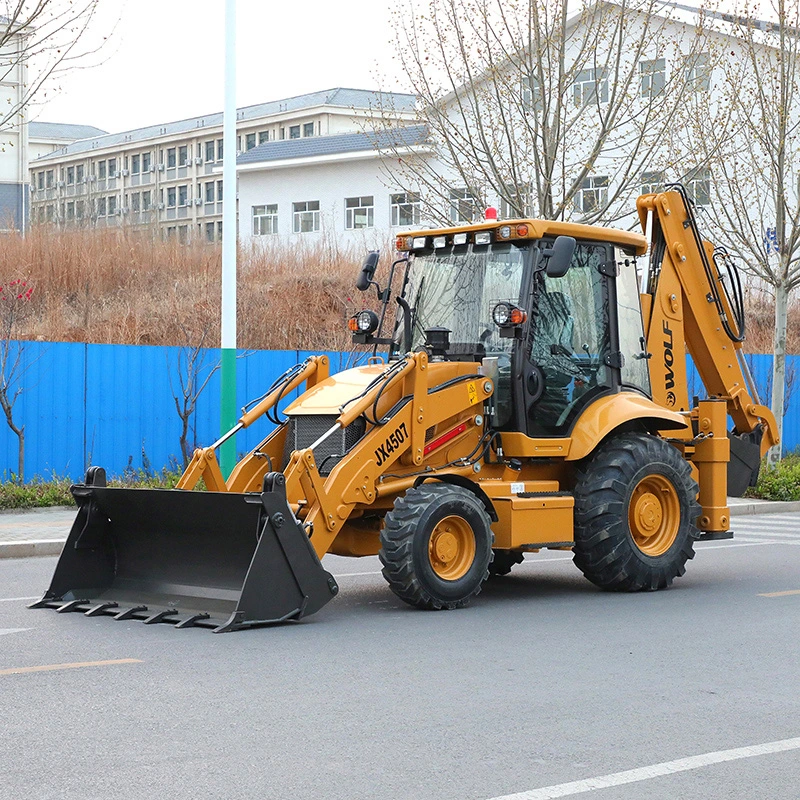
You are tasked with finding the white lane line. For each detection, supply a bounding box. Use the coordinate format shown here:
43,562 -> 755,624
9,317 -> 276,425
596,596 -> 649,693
0,628 -> 32,636
487,736 -> 800,800
697,541 -> 775,550
0,596 -> 38,603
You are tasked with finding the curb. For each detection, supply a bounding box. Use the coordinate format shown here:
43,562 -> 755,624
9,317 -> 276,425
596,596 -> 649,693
0,540 -> 65,559
729,500 -> 800,517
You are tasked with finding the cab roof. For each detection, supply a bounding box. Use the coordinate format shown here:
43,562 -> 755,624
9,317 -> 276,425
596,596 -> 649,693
397,218 -> 647,256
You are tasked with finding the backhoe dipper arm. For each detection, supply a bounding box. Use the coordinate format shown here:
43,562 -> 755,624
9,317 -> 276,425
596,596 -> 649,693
636,191 -> 778,455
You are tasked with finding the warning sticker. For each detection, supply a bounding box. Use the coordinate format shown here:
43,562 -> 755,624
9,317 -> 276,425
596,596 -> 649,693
467,381 -> 479,405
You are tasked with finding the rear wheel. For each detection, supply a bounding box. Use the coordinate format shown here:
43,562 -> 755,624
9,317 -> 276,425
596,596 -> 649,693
488,549 -> 524,577
572,433 -> 699,592
380,483 -> 493,609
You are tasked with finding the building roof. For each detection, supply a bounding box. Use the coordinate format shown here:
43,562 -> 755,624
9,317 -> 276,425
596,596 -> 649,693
32,87 -> 418,162
29,121 -> 108,141
237,124 -> 428,166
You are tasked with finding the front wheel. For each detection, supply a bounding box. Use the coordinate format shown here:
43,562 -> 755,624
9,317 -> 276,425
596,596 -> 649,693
572,433 -> 699,592
380,483 -> 493,609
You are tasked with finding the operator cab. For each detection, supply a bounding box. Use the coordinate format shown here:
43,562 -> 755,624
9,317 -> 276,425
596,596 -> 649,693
351,218 -> 650,439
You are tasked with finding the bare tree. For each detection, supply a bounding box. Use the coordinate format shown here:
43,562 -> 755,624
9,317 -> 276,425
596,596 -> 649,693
0,277 -> 34,481
688,0 -> 800,463
375,0 -> 715,225
0,1 -> 109,140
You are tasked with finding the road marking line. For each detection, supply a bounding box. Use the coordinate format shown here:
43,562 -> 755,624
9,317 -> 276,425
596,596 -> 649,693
759,589 -> 800,598
0,596 -> 38,603
0,659 -> 142,677
486,736 -> 800,800
698,541 -> 774,550
0,628 -> 31,636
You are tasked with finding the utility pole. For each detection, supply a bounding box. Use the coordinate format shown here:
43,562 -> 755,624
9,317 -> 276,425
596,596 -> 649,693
220,0 -> 237,476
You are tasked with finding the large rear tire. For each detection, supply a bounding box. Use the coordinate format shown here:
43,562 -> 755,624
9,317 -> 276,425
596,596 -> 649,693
380,483 -> 493,609
572,433 -> 699,592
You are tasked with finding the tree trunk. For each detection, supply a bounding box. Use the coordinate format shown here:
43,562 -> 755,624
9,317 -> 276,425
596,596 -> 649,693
767,283 -> 788,468
17,427 -> 24,484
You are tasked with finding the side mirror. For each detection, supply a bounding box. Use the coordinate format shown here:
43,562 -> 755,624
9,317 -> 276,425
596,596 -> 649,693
356,250 -> 380,292
542,236 -> 575,278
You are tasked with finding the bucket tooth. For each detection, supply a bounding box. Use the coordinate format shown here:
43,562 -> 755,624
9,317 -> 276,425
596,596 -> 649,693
143,609 -> 180,625
85,602 -> 119,617
175,613 -> 210,629
28,595 -> 58,609
114,605 -> 148,621
56,600 -> 90,613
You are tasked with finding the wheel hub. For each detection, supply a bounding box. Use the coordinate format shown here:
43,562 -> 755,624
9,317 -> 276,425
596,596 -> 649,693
628,475 -> 680,557
428,515 -> 475,580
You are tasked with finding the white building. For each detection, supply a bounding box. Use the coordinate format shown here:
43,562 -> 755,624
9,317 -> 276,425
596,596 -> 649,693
28,88 -> 417,241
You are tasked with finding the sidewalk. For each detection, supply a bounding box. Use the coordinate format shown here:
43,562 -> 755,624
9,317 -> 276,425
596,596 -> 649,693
1,496 -> 799,560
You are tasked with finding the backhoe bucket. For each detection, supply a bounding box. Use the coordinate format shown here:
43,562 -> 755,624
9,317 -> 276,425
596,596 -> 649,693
30,469 -> 338,632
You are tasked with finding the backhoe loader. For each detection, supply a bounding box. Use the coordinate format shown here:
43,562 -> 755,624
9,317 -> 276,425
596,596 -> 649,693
32,185 -> 778,631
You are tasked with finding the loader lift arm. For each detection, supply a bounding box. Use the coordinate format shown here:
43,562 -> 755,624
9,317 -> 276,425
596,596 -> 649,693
637,188 -> 779,468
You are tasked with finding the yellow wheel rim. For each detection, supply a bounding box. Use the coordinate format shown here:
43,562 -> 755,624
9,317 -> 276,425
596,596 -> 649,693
628,474 -> 680,556
428,515 -> 475,580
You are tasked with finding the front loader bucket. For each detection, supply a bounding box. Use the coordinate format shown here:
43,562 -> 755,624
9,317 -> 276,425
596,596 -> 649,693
30,470 -> 338,632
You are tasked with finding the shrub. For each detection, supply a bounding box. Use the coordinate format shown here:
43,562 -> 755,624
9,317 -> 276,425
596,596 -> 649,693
749,454 -> 800,501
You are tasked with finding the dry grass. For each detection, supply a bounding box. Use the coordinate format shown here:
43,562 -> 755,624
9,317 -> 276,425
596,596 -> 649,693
0,227 -> 795,353
0,227 -> 381,351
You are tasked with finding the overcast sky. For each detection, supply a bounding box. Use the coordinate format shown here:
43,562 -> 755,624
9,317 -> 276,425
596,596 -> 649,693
33,0 -> 404,134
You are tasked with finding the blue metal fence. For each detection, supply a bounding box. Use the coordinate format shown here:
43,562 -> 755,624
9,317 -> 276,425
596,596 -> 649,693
0,341 -> 797,481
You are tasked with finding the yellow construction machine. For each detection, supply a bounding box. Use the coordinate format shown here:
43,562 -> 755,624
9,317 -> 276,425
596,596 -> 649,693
32,185 -> 778,631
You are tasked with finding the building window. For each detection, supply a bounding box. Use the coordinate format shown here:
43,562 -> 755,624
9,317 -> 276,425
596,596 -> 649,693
178,185 -> 188,206
685,167 -> 711,206
640,171 -> 663,195
167,148 -> 176,169
391,192 -> 421,226
572,68 -> 608,106
37,172 -> 44,190
303,122 -> 314,138
97,161 -> 106,180
205,182 -> 215,203
575,175 -> 609,214
142,152 -> 151,173
205,141 -> 215,162
142,190 -> 151,211
108,159 -> 116,179
66,201 -> 75,220
108,195 -> 117,215
178,225 -> 188,244
45,204 -> 54,221
253,204 -> 278,235
132,192 -> 141,212
217,139 -> 224,160
345,196 -> 374,229
66,166 -> 75,185
292,200 -> 320,233
97,197 -> 107,216
76,164 -> 84,183
46,170 -> 54,188
131,154 -> 140,174
167,187 -> 177,208
217,180 -> 223,201
521,73 -> 543,112
499,183 -> 532,218
640,58 -> 666,97
245,133 -> 256,151
686,53 -> 711,91
259,131 -> 269,144
217,220 -> 223,239
449,188 -> 478,223
289,125 -> 301,139
206,221 -> 216,242
76,200 -> 84,219
178,145 -> 188,167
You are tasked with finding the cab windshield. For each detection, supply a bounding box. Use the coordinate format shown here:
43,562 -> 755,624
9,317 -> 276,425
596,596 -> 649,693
393,242 -> 529,357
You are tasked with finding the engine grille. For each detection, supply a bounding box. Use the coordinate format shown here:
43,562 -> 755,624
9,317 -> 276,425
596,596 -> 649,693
285,414 -> 367,475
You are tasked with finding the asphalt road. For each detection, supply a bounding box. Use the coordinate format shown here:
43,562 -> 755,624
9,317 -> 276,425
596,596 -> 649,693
1,514 -> 799,800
